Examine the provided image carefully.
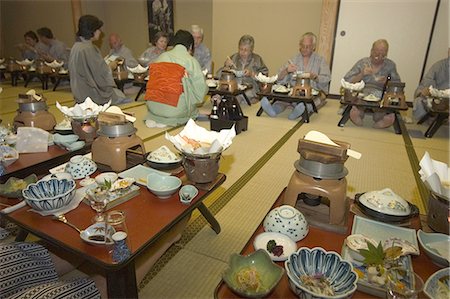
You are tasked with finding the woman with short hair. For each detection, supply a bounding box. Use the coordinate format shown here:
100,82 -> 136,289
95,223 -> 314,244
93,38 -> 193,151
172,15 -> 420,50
217,34 -> 269,103
68,14 -> 130,105
139,31 -> 169,66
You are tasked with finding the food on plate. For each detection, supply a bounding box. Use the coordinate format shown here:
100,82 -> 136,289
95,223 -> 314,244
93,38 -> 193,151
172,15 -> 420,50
266,239 -> 284,257
364,94 -> 380,101
181,136 -> 211,150
148,145 -> 179,162
235,266 -> 265,292
436,275 -> 450,299
300,273 -> 334,296
111,178 -> 135,191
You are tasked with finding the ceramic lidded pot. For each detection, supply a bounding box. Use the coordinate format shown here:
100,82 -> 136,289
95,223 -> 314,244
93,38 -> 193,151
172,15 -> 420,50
65,155 -> 97,179
263,205 -> 308,242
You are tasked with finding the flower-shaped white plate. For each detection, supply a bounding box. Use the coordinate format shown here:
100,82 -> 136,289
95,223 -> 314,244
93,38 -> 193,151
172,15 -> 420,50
254,231 -> 297,262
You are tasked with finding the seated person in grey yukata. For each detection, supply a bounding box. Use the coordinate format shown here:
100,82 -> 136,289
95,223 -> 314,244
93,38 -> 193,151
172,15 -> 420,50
68,15 -> 131,105
344,39 -> 401,129
216,34 -> 269,104
16,30 -> 49,61
139,31 -> 169,66
36,27 -> 69,66
260,32 -> 331,120
191,25 -> 212,74
105,33 -> 139,70
412,48 -> 450,122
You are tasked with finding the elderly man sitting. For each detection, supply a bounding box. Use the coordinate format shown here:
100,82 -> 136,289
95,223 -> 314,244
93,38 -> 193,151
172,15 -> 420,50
105,33 -> 138,70
413,48 -> 450,122
190,25 -> 212,74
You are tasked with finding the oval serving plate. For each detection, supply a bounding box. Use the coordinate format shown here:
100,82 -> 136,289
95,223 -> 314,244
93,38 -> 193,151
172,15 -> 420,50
80,222 -> 115,246
253,231 -> 297,262
355,190 -> 419,223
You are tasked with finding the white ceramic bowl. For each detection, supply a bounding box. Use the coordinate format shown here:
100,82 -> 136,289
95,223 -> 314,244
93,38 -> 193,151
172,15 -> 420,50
53,133 -> 79,144
1,145 -> 19,167
146,173 -> 181,199
22,178 -> 76,211
263,205 -> 308,242
417,230 -> 450,267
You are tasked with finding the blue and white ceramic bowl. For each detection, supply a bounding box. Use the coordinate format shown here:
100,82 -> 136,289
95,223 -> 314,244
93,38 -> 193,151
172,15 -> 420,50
285,247 -> 358,299
65,155 -> 97,179
263,205 -> 309,242
22,178 -> 76,211
424,267 -> 450,299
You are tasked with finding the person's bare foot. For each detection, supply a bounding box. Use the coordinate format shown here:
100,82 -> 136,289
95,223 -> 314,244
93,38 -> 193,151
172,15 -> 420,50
350,107 -> 364,126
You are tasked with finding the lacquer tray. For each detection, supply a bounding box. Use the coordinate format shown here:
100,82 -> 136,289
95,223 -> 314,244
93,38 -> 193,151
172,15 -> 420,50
341,216 -> 418,298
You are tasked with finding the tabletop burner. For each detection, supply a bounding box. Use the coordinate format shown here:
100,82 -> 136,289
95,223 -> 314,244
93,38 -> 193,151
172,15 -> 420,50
283,138 -> 351,234
13,93 -> 56,131
91,117 -> 145,172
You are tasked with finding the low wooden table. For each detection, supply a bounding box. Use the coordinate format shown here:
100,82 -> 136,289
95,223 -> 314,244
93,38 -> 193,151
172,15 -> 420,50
208,87 -> 252,106
1,144 -> 90,183
256,92 -> 318,123
214,189 -> 440,299
338,96 -> 408,134
2,168 -> 226,298
417,100 -> 449,138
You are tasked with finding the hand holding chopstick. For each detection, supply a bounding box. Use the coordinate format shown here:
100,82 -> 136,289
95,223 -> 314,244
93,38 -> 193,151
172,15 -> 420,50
225,56 -> 237,69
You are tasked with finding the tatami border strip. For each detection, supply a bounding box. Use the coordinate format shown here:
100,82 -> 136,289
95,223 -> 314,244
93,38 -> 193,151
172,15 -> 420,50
399,116 -> 429,212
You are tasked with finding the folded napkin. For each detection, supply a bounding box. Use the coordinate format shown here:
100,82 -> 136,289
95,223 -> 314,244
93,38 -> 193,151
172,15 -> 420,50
255,72 -> 278,83
16,59 -> 33,66
1,201 -> 26,214
56,97 -> 111,119
419,151 -> 450,199
166,119 -> 236,155
429,85 -> 450,98
341,79 -> 365,91
45,60 -> 64,68
128,65 -> 148,74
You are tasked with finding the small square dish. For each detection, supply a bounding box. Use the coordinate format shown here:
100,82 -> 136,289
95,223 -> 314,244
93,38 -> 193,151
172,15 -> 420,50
118,164 -> 169,186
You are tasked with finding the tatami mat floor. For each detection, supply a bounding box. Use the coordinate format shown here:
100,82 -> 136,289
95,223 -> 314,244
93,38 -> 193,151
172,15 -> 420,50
0,79 -> 448,298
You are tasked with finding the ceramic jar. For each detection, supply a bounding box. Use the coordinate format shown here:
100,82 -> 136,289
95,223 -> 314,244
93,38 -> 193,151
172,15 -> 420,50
263,205 -> 308,242
65,155 -> 97,179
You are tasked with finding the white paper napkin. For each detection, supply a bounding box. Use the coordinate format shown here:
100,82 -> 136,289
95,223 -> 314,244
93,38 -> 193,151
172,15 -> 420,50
419,151 -> 450,199
56,98 -> 111,119
341,79 -> 365,91
165,119 -> 236,155
255,72 -> 278,83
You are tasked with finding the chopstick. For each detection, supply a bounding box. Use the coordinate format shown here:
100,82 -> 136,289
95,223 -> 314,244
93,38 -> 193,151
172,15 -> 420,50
227,56 -> 237,69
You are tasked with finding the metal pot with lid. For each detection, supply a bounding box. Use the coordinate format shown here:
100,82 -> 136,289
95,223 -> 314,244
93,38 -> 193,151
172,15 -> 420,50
17,93 -> 49,112
218,70 -> 238,92
97,121 -> 137,137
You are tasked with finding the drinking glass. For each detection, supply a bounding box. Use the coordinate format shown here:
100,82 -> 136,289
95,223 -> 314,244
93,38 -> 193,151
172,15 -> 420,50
386,267 -> 424,299
86,187 -> 109,222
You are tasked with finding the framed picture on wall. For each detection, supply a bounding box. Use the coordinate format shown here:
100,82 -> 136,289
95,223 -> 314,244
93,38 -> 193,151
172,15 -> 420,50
147,0 -> 174,43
